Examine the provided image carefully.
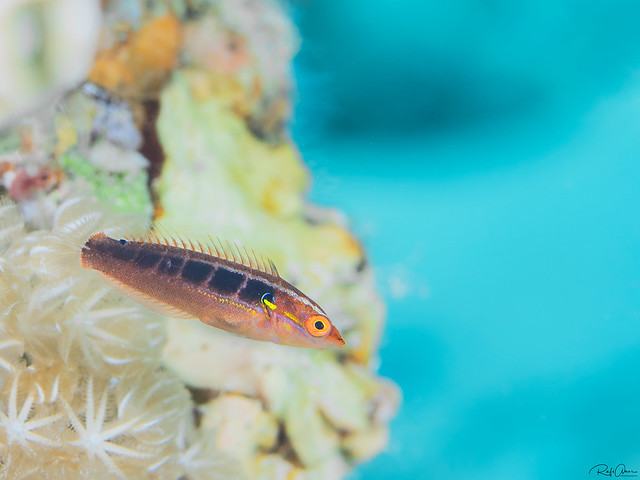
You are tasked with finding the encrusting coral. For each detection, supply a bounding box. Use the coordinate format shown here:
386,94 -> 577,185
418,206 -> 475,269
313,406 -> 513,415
0,198 -> 239,479
0,1 -> 399,479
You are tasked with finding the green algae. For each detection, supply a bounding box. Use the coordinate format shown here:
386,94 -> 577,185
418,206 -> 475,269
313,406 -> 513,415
59,151 -> 152,217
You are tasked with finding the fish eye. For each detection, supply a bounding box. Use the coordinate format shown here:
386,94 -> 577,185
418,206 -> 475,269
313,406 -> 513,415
306,315 -> 331,337
119,239 -> 128,245
261,292 -> 277,310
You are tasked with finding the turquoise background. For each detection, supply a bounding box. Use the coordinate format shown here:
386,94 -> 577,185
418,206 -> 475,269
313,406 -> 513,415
291,2 -> 640,479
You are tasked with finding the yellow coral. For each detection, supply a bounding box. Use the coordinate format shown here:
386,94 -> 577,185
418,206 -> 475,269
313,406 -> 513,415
155,71 -> 398,479
89,14 -> 181,97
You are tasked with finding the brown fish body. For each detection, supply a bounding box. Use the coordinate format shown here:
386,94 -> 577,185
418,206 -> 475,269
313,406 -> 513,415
81,233 -> 344,349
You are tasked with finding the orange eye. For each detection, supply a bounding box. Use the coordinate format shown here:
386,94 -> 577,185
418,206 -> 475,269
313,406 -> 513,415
306,315 -> 331,337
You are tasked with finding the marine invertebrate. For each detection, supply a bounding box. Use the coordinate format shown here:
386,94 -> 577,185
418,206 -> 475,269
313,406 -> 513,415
0,373 -> 61,452
0,199 -> 234,480
58,373 -> 191,479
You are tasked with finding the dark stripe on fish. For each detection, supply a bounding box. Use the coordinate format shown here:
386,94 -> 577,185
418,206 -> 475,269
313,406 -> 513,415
181,260 -> 214,283
158,255 -> 184,276
136,251 -> 162,269
239,278 -> 271,303
208,267 -> 244,294
108,243 -> 138,262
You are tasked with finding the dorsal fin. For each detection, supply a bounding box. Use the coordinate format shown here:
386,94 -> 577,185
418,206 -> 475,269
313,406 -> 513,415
122,228 -> 280,278
268,258 -> 279,277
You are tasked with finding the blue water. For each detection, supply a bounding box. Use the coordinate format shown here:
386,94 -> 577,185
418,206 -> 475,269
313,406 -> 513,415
292,2 -> 640,479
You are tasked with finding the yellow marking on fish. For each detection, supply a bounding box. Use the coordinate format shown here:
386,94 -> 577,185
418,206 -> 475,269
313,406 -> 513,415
198,290 -> 256,315
263,295 -> 277,310
285,311 -> 300,324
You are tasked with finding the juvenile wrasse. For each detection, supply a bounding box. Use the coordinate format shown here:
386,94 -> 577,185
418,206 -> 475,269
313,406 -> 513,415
80,232 -> 344,349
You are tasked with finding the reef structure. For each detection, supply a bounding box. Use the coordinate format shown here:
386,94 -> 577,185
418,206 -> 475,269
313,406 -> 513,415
0,1 -> 399,479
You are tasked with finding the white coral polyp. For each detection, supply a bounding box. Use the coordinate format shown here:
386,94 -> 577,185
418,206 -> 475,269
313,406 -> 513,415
0,197 -> 232,479
0,373 -> 62,452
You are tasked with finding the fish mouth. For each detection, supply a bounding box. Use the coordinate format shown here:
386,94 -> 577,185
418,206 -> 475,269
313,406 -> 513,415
328,327 -> 345,347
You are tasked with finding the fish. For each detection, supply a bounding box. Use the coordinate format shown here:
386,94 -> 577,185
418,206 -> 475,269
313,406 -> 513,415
80,232 -> 345,349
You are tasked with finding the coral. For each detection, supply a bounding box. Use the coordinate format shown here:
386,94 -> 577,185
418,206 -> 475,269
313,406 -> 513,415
0,87 -> 154,225
60,150 -> 151,215
0,373 -> 62,452
89,14 -> 182,98
0,200 -> 235,480
180,0 -> 299,140
0,1 -> 399,479
155,70 -> 398,480
0,0 -> 101,126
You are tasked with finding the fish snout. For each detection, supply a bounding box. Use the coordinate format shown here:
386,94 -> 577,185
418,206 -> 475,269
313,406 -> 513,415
327,327 -> 345,348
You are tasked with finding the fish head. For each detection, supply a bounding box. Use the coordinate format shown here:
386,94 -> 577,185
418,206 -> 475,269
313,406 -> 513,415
261,290 -> 345,349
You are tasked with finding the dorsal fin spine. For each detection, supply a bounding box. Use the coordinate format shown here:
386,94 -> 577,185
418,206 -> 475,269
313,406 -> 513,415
225,240 -> 237,263
251,249 -> 261,271
120,231 -> 280,277
215,237 -> 226,260
244,246 -> 254,269
268,259 -> 279,277
239,245 -> 249,266
231,241 -> 241,263
261,254 -> 269,273
208,236 -> 219,257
